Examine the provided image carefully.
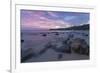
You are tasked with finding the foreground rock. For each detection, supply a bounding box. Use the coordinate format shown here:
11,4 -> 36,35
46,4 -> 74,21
70,38 -> 89,56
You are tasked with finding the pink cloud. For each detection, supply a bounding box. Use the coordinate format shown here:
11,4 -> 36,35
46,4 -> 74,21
47,12 -> 59,18
21,11 -> 73,29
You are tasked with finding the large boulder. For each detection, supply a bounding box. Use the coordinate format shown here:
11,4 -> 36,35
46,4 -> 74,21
70,38 -> 89,56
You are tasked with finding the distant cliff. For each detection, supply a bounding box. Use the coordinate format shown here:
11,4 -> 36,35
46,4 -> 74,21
50,24 -> 89,30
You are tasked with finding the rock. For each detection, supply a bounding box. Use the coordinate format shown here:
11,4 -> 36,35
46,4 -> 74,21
42,33 -> 47,36
44,42 -> 53,48
68,34 -> 74,38
70,38 -> 89,56
51,41 -> 71,54
21,48 -> 37,62
62,38 -> 70,44
84,34 -> 88,36
38,42 -> 53,55
81,33 -> 88,36
57,54 -> 63,60
21,39 -> 24,43
21,52 -> 34,62
55,32 -> 59,35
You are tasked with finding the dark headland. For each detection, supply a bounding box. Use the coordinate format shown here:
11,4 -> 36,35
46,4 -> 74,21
50,24 -> 89,30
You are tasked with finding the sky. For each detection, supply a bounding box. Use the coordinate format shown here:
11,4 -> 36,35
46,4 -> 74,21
21,9 -> 89,30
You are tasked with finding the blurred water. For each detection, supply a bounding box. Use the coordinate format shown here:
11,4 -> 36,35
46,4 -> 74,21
21,30 -> 89,63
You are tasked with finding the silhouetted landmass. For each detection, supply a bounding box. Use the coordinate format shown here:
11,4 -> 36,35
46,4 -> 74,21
50,24 -> 89,30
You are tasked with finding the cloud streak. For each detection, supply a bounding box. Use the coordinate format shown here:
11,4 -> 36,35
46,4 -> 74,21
21,10 -> 89,30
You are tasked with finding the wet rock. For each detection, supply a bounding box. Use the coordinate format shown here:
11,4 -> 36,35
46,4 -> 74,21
55,32 -> 59,35
21,52 -> 34,62
70,38 -> 89,56
52,41 -> 71,54
84,34 -> 88,36
42,33 -> 47,36
62,38 -> 70,44
58,54 -> 63,60
21,39 -> 24,43
68,34 -> 74,38
39,42 -> 53,55
21,48 -> 37,62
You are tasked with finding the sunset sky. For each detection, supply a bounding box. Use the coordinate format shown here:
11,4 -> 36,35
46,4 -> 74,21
21,9 -> 89,30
